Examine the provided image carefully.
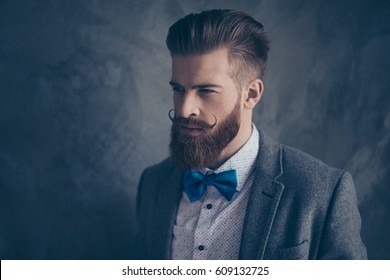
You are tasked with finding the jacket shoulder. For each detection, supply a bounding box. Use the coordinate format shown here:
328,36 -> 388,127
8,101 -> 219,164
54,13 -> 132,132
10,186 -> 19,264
138,157 -> 177,198
279,144 -> 345,188
142,157 -> 176,178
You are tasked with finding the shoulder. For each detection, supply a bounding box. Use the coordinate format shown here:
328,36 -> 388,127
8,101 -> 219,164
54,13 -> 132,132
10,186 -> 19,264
281,144 -> 344,182
277,143 -> 352,203
138,157 -> 177,189
136,157 -> 177,218
141,157 -> 176,177
256,126 -> 351,204
256,128 -> 346,188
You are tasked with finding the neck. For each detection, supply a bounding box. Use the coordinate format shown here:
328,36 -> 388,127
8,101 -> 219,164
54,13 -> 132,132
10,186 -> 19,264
210,120 -> 253,169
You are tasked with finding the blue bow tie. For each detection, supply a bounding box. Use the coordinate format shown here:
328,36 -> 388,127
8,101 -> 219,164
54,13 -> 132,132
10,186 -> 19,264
183,170 -> 238,202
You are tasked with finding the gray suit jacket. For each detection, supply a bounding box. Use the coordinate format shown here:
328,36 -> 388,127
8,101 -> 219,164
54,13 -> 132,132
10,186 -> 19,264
135,129 -> 367,259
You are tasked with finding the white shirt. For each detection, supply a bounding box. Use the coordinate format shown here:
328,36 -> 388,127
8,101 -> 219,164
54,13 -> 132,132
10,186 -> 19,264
171,126 -> 259,259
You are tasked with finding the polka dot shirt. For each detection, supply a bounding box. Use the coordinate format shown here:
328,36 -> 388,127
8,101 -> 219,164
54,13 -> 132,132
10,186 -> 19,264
171,125 -> 259,259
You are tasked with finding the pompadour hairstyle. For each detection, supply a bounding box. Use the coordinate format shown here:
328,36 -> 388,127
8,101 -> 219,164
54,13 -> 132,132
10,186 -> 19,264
166,9 -> 270,87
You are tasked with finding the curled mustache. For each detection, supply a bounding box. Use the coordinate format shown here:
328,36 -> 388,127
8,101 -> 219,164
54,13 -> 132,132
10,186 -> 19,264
168,109 -> 217,129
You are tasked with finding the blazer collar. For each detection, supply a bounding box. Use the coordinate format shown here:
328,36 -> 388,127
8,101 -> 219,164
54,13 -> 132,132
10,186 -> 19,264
254,128 -> 283,179
239,128 -> 285,259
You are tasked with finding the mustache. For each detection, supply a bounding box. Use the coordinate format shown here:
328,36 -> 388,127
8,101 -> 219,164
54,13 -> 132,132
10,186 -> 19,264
169,109 -> 217,129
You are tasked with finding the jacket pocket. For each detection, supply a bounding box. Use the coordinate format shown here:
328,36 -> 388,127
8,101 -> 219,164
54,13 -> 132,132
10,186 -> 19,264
264,240 -> 310,260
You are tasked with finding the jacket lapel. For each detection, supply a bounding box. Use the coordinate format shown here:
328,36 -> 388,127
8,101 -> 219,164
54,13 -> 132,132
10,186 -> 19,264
152,166 -> 183,259
239,129 -> 285,259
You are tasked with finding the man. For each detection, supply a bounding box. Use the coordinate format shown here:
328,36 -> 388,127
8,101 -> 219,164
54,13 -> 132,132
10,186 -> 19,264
135,9 -> 367,260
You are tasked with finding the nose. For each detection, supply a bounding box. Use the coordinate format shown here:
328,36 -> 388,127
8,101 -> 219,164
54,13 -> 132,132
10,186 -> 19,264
174,92 -> 200,118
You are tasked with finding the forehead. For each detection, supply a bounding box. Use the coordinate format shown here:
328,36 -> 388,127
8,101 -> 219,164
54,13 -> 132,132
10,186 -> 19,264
171,48 -> 234,85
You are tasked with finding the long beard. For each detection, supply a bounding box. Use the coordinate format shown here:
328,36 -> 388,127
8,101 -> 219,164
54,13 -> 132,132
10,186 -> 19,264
169,102 -> 241,169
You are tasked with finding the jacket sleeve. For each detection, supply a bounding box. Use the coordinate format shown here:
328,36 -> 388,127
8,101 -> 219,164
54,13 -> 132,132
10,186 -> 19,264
133,169 -> 148,259
317,171 -> 367,259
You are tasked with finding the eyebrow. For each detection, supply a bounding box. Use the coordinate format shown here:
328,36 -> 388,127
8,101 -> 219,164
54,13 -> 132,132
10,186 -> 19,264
169,81 -> 223,89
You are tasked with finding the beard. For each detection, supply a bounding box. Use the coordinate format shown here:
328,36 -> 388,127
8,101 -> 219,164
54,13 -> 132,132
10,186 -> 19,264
169,101 -> 241,170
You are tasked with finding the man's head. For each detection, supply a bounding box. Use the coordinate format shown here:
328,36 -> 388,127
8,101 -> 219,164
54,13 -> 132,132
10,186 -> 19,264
166,9 -> 270,89
167,10 -> 270,170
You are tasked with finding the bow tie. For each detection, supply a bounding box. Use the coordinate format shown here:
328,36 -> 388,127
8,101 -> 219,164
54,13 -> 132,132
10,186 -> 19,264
183,170 -> 238,202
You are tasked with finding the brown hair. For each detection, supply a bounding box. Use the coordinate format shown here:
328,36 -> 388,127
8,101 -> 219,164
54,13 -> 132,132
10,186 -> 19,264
166,9 -> 270,88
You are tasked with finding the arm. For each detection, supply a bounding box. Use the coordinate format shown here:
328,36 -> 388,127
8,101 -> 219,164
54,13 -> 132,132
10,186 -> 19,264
317,171 -> 367,259
133,170 -> 148,259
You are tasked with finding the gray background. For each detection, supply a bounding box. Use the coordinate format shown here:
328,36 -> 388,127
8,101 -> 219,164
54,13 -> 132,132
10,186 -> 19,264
0,0 -> 389,259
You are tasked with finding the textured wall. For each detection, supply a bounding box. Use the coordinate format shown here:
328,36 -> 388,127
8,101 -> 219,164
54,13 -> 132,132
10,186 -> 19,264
0,0 -> 389,259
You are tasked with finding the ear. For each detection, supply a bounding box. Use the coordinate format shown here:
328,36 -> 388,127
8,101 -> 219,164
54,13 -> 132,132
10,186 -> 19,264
243,79 -> 264,109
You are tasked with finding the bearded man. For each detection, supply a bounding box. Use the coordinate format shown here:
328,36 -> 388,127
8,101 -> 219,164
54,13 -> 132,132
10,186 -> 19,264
135,9 -> 367,260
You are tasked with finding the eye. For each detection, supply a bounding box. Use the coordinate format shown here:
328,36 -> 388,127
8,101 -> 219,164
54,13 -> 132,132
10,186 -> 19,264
171,86 -> 185,94
198,88 -> 215,95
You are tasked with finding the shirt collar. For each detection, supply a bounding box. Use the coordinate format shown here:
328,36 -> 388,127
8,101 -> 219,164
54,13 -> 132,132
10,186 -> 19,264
198,124 -> 259,192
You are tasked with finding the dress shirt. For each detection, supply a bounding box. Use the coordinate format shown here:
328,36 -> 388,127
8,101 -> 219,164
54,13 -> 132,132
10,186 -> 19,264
171,125 -> 259,259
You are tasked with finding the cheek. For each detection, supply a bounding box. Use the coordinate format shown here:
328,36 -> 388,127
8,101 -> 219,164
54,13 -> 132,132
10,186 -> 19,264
218,97 -> 241,114
172,93 -> 183,107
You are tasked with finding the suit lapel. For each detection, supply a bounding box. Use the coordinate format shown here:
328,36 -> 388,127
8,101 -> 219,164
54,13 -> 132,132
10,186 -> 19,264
152,166 -> 183,259
239,172 -> 284,259
239,129 -> 285,260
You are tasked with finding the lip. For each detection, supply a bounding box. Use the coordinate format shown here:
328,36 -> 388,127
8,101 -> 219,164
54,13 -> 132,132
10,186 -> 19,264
179,125 -> 204,136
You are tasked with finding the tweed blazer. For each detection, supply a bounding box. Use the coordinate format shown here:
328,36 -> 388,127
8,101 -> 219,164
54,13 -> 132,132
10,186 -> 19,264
135,129 -> 367,259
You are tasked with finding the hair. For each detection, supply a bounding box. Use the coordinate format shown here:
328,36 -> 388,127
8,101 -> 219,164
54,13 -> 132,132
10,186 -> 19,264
166,9 -> 270,89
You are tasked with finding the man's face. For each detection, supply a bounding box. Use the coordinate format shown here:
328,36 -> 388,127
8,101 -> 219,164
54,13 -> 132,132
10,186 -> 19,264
169,48 -> 243,169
